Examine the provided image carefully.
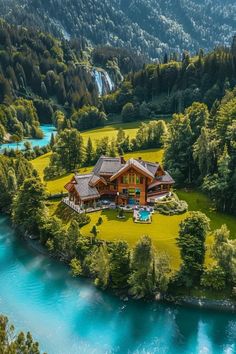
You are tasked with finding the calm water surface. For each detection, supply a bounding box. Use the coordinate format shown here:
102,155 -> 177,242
1,125 -> 56,150
0,215 -> 235,354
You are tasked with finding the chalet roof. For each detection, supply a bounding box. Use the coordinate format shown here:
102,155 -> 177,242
148,171 -> 175,189
74,174 -> 100,201
89,174 -> 107,187
110,158 -> 155,181
89,174 -> 101,186
137,160 -> 159,176
93,156 -> 123,176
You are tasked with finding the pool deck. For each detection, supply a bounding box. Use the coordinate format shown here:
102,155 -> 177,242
133,209 -> 152,224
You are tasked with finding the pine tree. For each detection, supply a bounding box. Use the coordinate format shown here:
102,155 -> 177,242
85,137 -> 94,165
176,212 -> 210,287
128,236 -> 156,298
110,241 -> 130,289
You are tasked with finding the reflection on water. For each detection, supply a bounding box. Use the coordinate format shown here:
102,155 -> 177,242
0,216 -> 235,354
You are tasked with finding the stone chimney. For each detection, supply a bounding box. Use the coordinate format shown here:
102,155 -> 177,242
120,156 -> 126,164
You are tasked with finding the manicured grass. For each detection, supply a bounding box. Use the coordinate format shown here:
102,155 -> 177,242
47,187 -> 236,269
47,205 -> 183,269
81,121 -> 141,143
177,189 -> 236,237
81,118 -> 171,144
32,149 -> 164,195
49,206 -> 215,270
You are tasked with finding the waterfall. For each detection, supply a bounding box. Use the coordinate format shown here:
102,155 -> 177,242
92,68 -> 115,96
103,70 -> 115,92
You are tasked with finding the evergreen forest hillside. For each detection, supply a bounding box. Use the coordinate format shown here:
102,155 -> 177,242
0,0 -> 236,59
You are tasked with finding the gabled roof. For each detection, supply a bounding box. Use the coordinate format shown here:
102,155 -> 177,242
93,156 -> 123,176
110,158 -> 155,181
74,174 -> 100,201
89,174 -> 107,187
137,160 -> 160,176
148,171 -> 175,189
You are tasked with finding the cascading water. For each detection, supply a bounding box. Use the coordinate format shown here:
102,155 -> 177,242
103,70 -> 115,92
93,69 -> 104,96
92,68 -> 115,96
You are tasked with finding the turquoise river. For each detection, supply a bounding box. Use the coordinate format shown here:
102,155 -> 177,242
1,124 -> 56,151
0,215 -> 236,354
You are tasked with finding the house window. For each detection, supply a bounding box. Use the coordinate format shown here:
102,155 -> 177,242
122,175 -> 129,184
140,177 -> 144,184
122,189 -> 128,195
136,189 -> 141,196
129,174 -> 135,184
136,175 -> 140,184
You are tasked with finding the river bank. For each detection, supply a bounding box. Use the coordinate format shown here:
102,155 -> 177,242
23,231 -> 236,313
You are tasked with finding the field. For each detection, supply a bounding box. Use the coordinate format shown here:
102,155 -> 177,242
81,118 -> 171,143
177,190 -> 236,237
80,209 -> 184,268
49,188 -> 236,269
81,121 -> 141,143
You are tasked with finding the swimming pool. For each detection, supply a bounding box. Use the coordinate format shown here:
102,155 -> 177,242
138,209 -> 151,221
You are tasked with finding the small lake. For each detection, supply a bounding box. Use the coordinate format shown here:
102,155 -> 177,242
0,216 -> 236,354
1,125 -> 56,151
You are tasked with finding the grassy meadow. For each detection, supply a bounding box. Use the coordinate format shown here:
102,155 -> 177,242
49,189 -> 236,269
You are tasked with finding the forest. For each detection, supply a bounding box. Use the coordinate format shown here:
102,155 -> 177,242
0,0 -> 235,59
104,42 -> 236,117
0,20 -> 143,140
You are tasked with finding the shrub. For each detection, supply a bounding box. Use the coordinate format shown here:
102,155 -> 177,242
74,213 -> 91,227
155,195 -> 188,215
201,266 -> 226,291
97,216 -> 103,226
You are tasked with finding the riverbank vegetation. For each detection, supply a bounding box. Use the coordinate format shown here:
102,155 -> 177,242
0,314 -> 43,354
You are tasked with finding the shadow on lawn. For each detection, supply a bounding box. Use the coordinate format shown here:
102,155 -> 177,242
101,210 -> 133,223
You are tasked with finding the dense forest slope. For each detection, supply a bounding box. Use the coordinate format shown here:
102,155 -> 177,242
104,40 -> 236,118
0,20 -> 144,141
0,0 -> 235,59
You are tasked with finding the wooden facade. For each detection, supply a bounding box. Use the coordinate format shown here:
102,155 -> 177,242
65,156 -> 175,207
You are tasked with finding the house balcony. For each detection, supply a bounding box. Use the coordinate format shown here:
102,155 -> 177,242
62,197 -> 110,214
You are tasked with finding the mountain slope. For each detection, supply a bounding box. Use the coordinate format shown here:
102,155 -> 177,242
0,0 -> 236,58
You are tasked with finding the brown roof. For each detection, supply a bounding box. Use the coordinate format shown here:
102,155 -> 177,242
148,172 -> 175,189
74,174 -> 100,201
93,156 -> 123,176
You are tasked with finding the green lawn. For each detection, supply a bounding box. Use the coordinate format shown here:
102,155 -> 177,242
177,189 -> 236,237
81,118 -> 171,144
47,188 -> 236,270
81,121 -> 141,143
81,209 -> 183,268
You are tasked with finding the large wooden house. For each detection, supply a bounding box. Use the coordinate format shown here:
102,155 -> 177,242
65,156 -> 175,207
